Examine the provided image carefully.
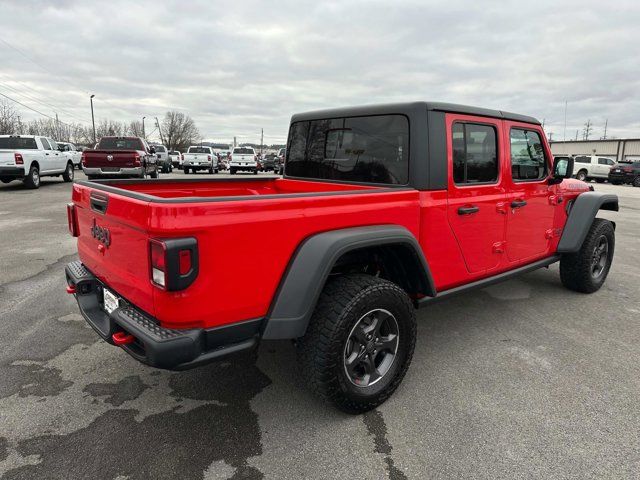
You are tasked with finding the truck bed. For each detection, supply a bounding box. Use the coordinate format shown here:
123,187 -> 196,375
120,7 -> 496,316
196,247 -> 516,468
83,177 -> 386,200
71,177 -> 419,331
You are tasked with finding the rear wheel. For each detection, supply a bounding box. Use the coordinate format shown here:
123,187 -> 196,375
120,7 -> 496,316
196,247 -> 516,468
297,274 -> 416,414
23,164 -> 40,189
253,169 -> 258,175
184,167 -> 190,174
230,168 -> 236,175
149,166 -> 158,179
560,218 -> 615,293
0,177 -> 12,184
576,170 -> 588,182
62,162 -> 74,182
633,176 -> 640,187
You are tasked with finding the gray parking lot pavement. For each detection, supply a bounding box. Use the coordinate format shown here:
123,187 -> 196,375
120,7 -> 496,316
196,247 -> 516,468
1,172 -> 639,479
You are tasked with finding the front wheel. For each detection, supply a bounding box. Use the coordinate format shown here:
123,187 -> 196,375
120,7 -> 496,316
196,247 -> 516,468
560,218 -> 615,293
62,162 -> 74,182
633,176 -> 640,187
576,170 -> 588,182
297,274 -> 416,414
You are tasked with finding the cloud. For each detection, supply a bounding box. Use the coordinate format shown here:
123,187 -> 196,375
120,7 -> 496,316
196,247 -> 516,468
0,0 -> 638,143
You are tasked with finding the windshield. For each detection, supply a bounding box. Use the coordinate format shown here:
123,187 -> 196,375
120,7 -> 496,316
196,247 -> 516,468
0,137 -> 38,149
286,114 -> 409,184
154,146 -> 166,152
233,148 -> 254,154
188,147 -> 211,154
98,138 -> 144,150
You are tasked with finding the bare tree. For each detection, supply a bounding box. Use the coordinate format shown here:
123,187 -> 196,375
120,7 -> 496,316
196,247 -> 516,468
127,120 -> 144,137
161,111 -> 200,151
0,99 -> 20,134
582,119 -> 592,140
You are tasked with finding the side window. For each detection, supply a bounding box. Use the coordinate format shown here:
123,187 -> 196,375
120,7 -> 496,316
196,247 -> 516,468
574,156 -> 590,163
40,138 -> 51,150
510,129 -> 548,180
608,159 -> 615,165
452,122 -> 498,184
598,158 -> 609,165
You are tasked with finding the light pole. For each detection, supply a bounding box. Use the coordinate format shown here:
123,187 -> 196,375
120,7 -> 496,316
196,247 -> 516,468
90,94 -> 96,144
142,116 -> 146,139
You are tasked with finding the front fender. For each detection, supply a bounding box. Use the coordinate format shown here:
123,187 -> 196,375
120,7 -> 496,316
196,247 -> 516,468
557,191 -> 618,253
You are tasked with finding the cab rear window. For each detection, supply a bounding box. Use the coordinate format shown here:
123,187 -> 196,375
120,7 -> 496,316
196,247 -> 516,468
98,138 -> 144,150
188,147 -> 211,154
286,114 -> 409,185
0,137 -> 37,149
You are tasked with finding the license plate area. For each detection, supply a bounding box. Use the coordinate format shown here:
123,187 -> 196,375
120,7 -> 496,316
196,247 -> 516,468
103,288 -> 119,314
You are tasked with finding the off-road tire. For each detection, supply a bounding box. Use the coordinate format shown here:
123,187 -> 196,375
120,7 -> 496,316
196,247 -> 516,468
62,162 -> 74,182
560,218 -> 615,293
297,274 -> 416,414
23,164 -> 40,189
576,170 -> 588,182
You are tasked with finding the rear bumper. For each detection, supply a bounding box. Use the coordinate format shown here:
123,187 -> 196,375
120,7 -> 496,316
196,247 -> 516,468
83,166 -> 144,176
0,166 -> 26,178
65,261 -> 261,370
608,172 -> 635,183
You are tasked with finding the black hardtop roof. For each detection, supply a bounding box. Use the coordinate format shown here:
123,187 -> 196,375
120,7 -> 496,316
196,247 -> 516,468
290,101 -> 540,125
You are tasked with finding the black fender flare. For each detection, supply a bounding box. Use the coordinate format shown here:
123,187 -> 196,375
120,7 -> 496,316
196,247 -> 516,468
262,225 -> 435,340
557,191 -> 618,253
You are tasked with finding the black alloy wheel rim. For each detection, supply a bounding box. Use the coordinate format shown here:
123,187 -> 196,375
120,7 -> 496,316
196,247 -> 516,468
343,308 -> 400,387
591,235 -> 609,278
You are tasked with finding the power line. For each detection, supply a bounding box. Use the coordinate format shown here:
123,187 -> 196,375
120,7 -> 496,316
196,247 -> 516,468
0,91 -> 71,126
0,78 -> 91,124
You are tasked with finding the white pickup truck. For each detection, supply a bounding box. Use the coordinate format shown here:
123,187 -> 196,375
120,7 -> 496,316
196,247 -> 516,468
229,146 -> 257,174
182,146 -> 218,174
572,155 -> 617,182
56,141 -> 82,169
0,135 -> 75,188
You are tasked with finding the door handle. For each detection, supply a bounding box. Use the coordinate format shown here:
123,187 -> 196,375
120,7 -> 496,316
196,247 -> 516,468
45,153 -> 50,155
458,205 -> 479,215
510,200 -> 527,209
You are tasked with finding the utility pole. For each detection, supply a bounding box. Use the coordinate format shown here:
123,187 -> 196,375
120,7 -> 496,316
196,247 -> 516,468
142,116 -> 146,139
575,130 -> 579,141
55,113 -> 60,140
155,116 -> 165,145
541,118 -> 545,129
548,132 -> 553,142
233,136 -> 237,147
582,119 -> 592,140
260,128 -> 264,155
90,94 -> 96,144
602,119 -> 608,140
563,100 -> 567,141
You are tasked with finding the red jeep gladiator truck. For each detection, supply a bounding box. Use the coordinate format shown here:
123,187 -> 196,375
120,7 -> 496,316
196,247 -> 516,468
65,102 -> 618,413
82,136 -> 159,180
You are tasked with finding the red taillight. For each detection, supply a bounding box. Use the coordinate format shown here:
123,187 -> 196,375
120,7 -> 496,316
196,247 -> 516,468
14,153 -> 23,165
149,238 -> 198,291
623,166 -> 633,172
150,240 -> 167,288
181,153 -> 184,160
67,203 -> 79,237
208,155 -> 212,161
179,250 -> 192,275
133,153 -> 141,166
81,152 -> 87,166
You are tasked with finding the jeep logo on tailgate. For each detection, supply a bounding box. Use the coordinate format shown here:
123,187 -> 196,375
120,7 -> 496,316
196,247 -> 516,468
91,218 -> 111,247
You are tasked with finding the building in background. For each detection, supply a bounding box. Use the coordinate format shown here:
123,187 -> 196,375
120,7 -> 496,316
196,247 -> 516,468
550,139 -> 640,163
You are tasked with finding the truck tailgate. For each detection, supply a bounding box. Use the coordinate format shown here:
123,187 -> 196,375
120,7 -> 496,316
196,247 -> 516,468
84,150 -> 139,168
72,184 -> 155,316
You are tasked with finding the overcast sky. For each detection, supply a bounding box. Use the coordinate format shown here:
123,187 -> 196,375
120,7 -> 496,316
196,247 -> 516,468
0,0 -> 638,144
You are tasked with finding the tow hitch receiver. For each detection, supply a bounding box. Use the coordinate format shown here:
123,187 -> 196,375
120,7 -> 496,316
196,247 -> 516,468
112,331 -> 135,346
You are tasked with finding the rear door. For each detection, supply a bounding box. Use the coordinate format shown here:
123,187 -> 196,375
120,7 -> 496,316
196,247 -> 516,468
503,122 -> 555,264
39,137 -> 55,172
446,114 -> 507,274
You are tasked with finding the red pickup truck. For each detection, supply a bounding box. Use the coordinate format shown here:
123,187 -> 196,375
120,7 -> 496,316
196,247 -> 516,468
65,102 -> 618,413
82,136 -> 159,180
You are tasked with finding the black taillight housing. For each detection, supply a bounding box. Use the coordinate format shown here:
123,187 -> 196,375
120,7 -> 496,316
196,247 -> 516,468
149,237 -> 199,291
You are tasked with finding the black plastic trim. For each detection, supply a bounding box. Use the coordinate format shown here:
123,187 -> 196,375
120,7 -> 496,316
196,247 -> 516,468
0,167 -> 26,177
161,237 -> 199,291
557,192 -> 619,253
427,110 -> 447,190
74,179 -> 411,204
262,225 -> 435,340
418,256 -> 560,306
65,261 -> 260,370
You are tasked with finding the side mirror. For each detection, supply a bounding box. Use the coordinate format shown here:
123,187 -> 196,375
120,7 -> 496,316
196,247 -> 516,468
549,156 -> 574,185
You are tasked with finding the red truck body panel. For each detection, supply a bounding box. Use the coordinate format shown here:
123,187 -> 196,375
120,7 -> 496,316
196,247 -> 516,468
83,150 -> 143,169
